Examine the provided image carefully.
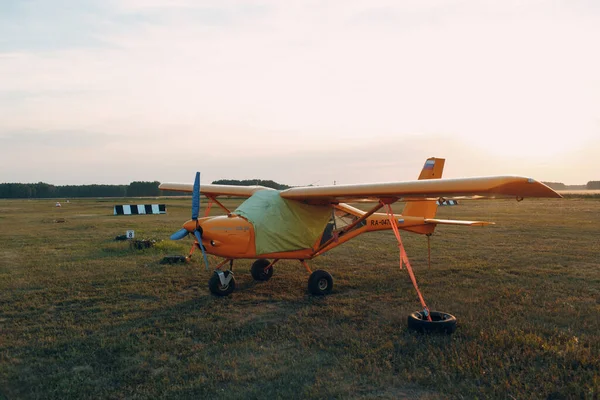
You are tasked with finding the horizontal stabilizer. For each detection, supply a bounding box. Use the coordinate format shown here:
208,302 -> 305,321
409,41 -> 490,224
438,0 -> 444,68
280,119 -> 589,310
424,218 -> 494,227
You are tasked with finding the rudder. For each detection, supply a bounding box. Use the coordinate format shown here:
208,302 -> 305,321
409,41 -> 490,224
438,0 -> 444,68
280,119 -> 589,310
403,157 -> 445,219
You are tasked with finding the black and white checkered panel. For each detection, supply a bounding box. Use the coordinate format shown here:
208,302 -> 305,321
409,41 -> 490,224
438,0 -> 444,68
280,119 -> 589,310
114,204 -> 167,215
436,199 -> 458,206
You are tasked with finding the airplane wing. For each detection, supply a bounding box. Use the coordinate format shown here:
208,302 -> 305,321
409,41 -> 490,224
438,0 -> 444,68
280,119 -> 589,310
158,183 -> 274,198
279,176 -> 561,204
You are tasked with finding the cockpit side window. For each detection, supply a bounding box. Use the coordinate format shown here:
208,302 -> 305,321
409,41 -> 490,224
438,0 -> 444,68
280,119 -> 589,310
333,209 -> 359,229
319,209 -> 366,246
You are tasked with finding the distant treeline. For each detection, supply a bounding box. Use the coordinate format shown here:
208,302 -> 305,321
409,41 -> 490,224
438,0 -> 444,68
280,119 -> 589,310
0,179 -> 292,198
211,179 -> 291,190
0,181 -> 167,199
588,181 -> 600,190
543,181 -> 600,190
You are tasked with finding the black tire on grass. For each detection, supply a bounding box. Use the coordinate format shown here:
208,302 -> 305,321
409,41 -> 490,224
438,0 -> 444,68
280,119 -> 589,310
160,256 -> 187,264
308,270 -> 333,295
407,311 -> 457,334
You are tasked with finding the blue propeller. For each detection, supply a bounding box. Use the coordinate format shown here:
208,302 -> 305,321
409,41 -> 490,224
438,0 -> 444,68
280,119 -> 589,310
191,171 -> 200,220
169,172 -> 210,270
170,228 -> 189,241
194,230 -> 210,272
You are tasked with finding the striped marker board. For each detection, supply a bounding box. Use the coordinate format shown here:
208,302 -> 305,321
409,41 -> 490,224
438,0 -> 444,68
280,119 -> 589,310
436,199 -> 458,206
114,204 -> 166,215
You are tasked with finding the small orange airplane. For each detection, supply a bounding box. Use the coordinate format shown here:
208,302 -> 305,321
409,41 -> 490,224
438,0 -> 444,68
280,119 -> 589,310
160,157 -> 560,313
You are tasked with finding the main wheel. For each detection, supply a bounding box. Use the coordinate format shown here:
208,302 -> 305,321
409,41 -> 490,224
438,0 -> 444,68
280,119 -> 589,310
250,259 -> 273,281
208,271 -> 236,296
307,270 -> 333,295
407,311 -> 457,334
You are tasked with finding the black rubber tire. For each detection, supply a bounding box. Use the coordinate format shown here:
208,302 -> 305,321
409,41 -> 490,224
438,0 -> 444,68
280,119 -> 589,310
130,239 -> 154,249
160,255 -> 187,264
308,270 -> 333,295
208,271 -> 236,296
407,311 -> 457,334
250,259 -> 273,281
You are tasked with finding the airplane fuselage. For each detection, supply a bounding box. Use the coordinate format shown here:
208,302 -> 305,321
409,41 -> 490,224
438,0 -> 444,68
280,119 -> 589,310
182,202 -> 434,261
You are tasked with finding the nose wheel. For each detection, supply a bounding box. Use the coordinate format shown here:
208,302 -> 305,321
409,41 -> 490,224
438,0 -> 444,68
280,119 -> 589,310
208,270 -> 235,296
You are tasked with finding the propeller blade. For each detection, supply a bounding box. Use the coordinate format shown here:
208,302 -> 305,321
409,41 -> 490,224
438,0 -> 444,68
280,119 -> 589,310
170,228 -> 189,241
191,172 -> 200,220
193,230 -> 210,271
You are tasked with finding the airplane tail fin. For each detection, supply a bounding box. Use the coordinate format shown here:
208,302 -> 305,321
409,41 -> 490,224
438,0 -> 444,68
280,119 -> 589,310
402,157 -> 445,220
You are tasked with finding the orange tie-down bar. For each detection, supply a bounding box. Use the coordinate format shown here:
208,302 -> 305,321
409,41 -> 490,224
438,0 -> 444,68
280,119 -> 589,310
382,201 -> 432,322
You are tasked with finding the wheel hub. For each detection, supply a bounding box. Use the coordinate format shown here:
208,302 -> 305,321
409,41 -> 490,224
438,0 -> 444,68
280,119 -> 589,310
318,279 -> 328,291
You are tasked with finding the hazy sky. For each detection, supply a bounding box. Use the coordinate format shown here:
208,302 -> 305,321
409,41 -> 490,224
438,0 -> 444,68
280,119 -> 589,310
1,0 -> 599,185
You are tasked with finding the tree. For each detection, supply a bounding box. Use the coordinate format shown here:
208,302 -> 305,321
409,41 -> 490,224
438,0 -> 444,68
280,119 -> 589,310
127,181 -> 161,197
0,183 -> 33,198
587,181 -> 600,190
35,182 -> 57,198
542,182 -> 566,190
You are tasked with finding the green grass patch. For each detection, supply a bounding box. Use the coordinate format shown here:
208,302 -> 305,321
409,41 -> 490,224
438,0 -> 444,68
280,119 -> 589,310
0,197 -> 598,399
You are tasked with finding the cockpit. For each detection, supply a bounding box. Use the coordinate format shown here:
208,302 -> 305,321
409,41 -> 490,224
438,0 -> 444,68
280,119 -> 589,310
319,207 -> 366,246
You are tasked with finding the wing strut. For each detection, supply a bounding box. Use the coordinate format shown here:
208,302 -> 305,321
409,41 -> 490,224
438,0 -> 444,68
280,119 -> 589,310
206,195 -> 230,214
382,201 -> 432,322
204,199 -> 213,217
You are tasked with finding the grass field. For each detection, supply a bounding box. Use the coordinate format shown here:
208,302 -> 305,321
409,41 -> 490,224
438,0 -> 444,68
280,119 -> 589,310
1,197 -> 599,399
